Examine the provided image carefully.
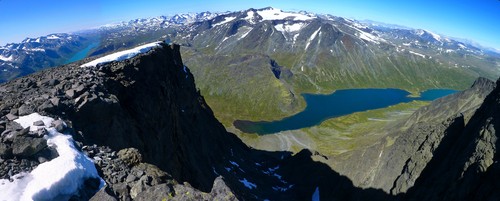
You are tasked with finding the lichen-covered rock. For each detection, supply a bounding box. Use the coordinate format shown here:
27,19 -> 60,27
117,148 -> 142,167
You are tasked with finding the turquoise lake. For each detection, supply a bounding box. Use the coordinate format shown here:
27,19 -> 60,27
65,42 -> 100,64
234,88 -> 457,134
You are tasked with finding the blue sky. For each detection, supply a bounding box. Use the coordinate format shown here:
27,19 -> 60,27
0,0 -> 499,50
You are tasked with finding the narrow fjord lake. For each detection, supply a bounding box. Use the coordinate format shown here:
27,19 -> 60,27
65,41 -> 100,64
234,88 -> 457,134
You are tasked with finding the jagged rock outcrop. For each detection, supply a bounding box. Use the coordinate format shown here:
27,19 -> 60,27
0,43 -> 245,200
379,77 -> 496,194
330,76 -> 496,194
403,78 -> 500,200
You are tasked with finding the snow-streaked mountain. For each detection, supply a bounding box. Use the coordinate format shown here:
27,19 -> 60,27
1,7 -> 499,84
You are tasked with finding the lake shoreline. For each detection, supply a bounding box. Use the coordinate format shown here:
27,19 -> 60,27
234,88 -> 458,134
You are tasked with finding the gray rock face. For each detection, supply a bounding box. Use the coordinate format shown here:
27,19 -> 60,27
5,113 -> 17,121
380,77 -> 496,194
389,115 -> 465,194
12,136 -> 46,157
89,188 -> 118,201
134,177 -> 237,201
0,143 -> 12,157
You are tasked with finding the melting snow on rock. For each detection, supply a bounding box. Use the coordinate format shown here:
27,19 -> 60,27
81,42 -> 161,67
0,113 -> 104,201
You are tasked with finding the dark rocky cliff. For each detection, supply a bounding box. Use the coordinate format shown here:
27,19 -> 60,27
1,42 -> 499,200
404,78 -> 500,200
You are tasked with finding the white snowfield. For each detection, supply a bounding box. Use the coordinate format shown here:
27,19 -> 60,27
80,41 -> 161,67
257,8 -> 315,21
0,113 -> 104,201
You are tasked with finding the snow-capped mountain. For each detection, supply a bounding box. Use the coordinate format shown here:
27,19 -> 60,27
1,7 -> 499,85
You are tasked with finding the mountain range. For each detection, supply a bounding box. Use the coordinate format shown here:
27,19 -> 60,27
1,7 -> 498,126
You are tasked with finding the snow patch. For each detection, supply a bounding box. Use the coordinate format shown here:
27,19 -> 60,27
305,27 -> 321,50
0,113 -> 104,201
257,8 -> 315,21
47,35 -> 60,40
239,178 -> 257,189
28,48 -> 45,52
312,186 -> 320,201
229,160 -> 240,167
269,165 -> 280,172
244,11 -> 256,24
81,42 -> 161,67
458,43 -> 466,49
183,65 -> 189,78
213,16 -> 236,27
347,25 -> 384,44
239,27 -> 253,40
409,50 -> 426,58
13,113 -> 54,132
426,30 -> 441,41
293,33 -> 300,44
273,184 -> 294,192
35,38 -> 41,43
274,22 -> 306,33
0,55 -> 13,61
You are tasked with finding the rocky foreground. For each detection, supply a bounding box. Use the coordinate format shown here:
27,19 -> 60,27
0,42 -> 499,200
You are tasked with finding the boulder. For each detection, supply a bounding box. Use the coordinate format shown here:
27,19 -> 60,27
5,113 -> 17,121
66,89 -> 76,98
18,104 -> 34,116
130,175 -> 152,199
33,120 -> 45,127
90,187 -> 117,201
117,148 -> 142,167
51,120 -> 66,132
12,137 -> 47,157
0,143 -> 12,158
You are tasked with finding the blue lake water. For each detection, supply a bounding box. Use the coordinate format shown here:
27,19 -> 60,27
234,88 -> 457,134
65,42 -> 100,64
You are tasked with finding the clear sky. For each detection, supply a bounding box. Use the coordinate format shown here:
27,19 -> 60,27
0,0 -> 499,50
